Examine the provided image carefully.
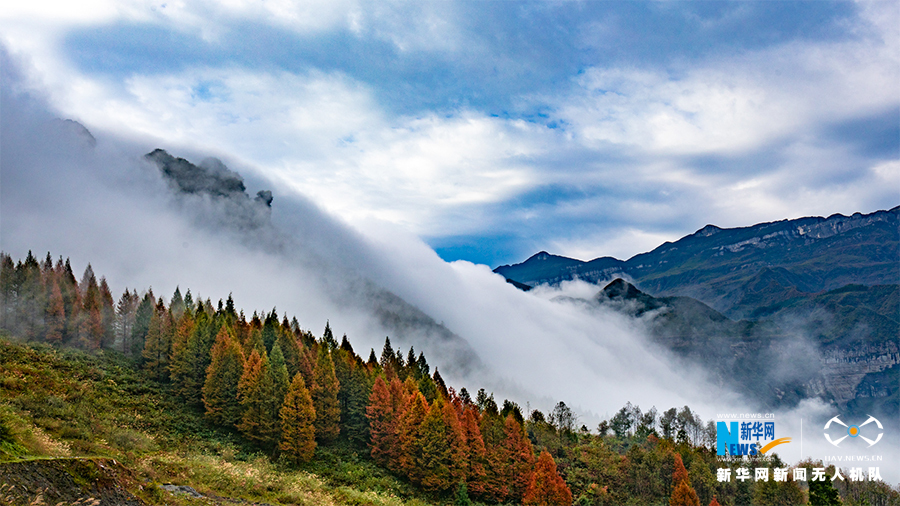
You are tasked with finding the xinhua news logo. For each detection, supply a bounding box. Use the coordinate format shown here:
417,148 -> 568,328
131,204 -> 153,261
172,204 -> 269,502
824,415 -> 883,448
717,416 -> 790,457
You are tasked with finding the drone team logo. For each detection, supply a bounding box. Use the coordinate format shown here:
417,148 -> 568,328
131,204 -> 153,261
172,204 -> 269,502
716,414 -> 790,457
823,415 -> 883,447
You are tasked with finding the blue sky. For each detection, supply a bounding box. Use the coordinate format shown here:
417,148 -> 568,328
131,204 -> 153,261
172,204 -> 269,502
1,0 -> 898,266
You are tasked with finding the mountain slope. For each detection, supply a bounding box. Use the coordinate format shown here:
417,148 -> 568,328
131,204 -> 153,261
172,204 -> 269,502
495,207 -> 900,318
592,279 -> 898,417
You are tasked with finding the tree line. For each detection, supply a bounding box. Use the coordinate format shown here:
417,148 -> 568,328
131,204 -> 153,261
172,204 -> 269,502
2,251 -> 897,506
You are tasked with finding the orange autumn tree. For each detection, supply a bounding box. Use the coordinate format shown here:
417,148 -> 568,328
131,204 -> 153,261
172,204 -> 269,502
523,451 -> 573,506
367,376 -> 397,467
670,453 -> 700,506
460,406 -> 488,497
398,390 -> 429,484
503,414 -> 536,503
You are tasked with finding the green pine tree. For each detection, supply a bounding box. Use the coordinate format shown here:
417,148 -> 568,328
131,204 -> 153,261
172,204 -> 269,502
280,373 -> 316,464
311,345 -> 341,443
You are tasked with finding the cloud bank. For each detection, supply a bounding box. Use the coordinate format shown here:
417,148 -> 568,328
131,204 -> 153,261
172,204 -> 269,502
1,0 -> 896,265
1,50 -> 737,426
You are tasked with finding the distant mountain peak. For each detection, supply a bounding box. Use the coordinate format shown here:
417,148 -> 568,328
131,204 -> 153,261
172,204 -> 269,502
526,251 -> 565,262
497,207 -> 898,318
694,224 -> 722,237
601,278 -> 644,300
145,148 -> 248,198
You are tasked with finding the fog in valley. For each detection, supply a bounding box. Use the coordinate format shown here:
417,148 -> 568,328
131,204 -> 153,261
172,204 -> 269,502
2,48 -> 896,482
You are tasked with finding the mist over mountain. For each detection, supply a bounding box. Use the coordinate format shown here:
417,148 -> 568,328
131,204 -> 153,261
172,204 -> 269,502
1,56 -> 728,432
497,212 -> 899,420
495,207 -> 899,317
142,147 -> 485,380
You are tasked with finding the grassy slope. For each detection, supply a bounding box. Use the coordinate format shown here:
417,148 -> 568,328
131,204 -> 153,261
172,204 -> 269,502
0,336 -> 437,506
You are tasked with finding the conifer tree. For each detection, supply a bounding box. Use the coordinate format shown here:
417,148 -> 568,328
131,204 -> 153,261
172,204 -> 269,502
670,453 -> 700,506
311,344 -> 341,443
130,290 -> 155,356
168,314 -> 197,400
340,333 -> 354,354
503,414 -> 536,503
142,299 -> 172,380
297,345 -> 315,383
708,497 -> 721,506
440,399 -> 467,489
461,406 -> 488,498
0,254 -> 15,330
455,482 -> 472,506
181,311 -> 217,407
45,276 -> 65,344
78,268 -> 104,350
262,309 -> 279,352
337,351 -> 372,448
399,391 -> 429,483
202,326 -> 244,427
268,342 -> 291,428
275,327 -> 302,379
322,320 -> 338,350
523,451 -> 573,506
245,327 -> 265,358
406,347 -> 419,379
380,336 -> 399,379
98,277 -> 115,349
224,293 -> 236,318
61,258 -> 81,342
116,289 -> 139,354
479,407 -> 509,502
170,287 -> 185,320
238,349 -> 278,446
672,453 -> 690,487
433,369 -> 449,399
415,398 -> 454,491
183,289 -> 194,314
670,481 -> 701,506
367,376 -> 394,466
280,373 -> 316,463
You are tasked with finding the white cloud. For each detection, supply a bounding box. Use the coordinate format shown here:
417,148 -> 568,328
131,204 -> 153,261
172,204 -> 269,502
560,31 -> 897,157
294,112 -> 547,234
36,61 -> 552,238
1,0 -> 896,268
549,228 -> 680,263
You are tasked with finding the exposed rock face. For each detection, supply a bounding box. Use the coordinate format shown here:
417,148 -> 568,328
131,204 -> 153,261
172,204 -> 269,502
495,207 -> 899,316
816,344 -> 899,408
145,149 -> 247,198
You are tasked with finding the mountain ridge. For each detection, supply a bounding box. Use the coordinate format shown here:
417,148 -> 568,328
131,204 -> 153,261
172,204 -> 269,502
495,206 -> 900,318
497,209 -> 899,417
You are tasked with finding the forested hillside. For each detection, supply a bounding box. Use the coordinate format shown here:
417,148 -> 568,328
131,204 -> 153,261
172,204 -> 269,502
1,251 -> 898,506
